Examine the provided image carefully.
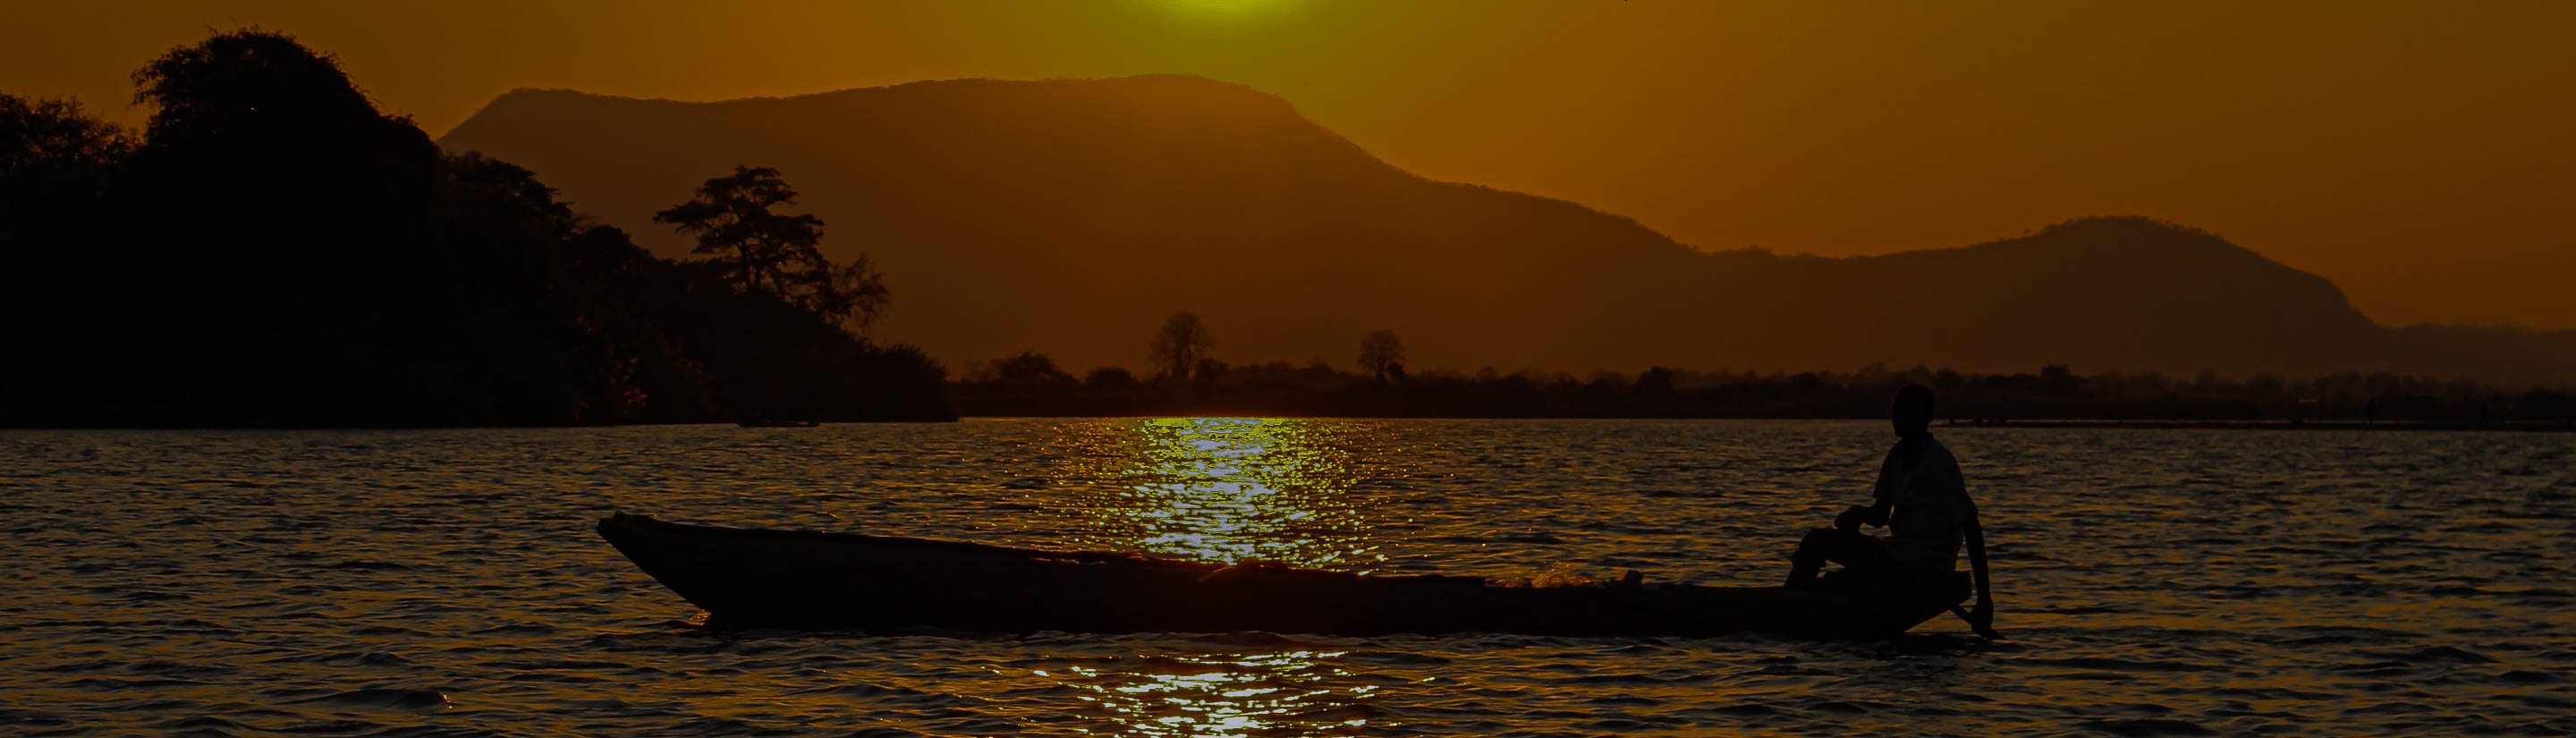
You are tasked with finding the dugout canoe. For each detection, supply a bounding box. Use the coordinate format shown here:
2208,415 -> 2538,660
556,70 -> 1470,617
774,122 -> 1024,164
597,512 -> 1966,638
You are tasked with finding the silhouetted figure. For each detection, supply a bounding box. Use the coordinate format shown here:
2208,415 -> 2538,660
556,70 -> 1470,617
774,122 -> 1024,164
1785,385 -> 1998,637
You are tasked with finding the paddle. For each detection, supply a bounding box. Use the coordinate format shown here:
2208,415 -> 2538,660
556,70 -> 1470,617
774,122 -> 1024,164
1947,603 -> 2001,640
1872,549 -> 1999,640
1956,516 -> 2001,640
1878,555 -> 1998,640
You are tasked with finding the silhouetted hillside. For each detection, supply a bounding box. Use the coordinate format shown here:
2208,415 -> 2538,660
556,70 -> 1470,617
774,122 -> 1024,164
1,31 -> 953,428
440,78 -> 2576,386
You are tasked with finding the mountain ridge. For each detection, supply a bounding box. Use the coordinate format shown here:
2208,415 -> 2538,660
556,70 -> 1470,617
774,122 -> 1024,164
438,75 -> 2576,386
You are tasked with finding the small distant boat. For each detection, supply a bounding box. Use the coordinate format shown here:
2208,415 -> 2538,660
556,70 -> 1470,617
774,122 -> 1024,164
733,420 -> 821,428
597,513 -> 1967,638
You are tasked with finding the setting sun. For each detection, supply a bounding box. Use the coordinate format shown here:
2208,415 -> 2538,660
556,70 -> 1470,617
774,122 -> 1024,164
1150,0 -> 1303,25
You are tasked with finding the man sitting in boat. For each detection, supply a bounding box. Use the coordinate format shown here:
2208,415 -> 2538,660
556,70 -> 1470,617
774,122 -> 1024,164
1785,385 -> 1996,636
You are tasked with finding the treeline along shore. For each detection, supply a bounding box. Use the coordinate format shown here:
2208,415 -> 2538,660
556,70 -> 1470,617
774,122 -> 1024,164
1,31 -> 951,428
953,349 -> 2576,428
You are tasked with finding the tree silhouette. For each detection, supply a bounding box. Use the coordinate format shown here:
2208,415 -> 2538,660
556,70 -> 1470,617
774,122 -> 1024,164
654,165 -> 888,332
993,351 -> 1074,386
1084,366 -> 1138,389
655,165 -> 828,298
129,29 -> 386,148
813,254 -> 892,335
1,95 -> 132,249
1638,366 -> 1677,394
0,30 -> 955,427
0,95 -> 131,171
1358,329 -> 1405,382
1192,358 -> 1230,384
1148,311 -> 1214,380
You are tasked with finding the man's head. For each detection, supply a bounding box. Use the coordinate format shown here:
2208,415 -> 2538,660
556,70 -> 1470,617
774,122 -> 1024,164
1893,384 -> 1935,437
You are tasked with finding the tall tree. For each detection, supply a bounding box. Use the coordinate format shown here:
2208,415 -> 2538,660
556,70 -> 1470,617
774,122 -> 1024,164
1149,311 -> 1214,380
117,29 -> 445,425
130,29 -> 380,147
1358,329 -> 1405,382
654,165 -> 888,332
655,165 -> 828,298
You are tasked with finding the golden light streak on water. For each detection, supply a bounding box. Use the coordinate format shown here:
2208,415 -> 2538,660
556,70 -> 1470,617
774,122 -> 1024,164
1038,418 -> 1390,735
1052,650 -> 1374,738
1044,417 -> 1386,569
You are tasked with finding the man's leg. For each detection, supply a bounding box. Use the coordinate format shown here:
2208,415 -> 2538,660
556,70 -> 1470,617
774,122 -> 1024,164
1786,527 -> 1875,587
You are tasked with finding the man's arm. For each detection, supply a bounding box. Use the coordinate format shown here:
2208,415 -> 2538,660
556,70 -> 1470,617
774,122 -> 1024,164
1836,499 -> 1892,532
1844,447 -> 1906,531
1962,514 -> 1999,639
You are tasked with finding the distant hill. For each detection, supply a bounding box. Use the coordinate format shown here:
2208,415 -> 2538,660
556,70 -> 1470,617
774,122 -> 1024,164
439,76 -> 2576,386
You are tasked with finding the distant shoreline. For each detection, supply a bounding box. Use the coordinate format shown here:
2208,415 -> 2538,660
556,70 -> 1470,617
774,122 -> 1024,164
937,413 -> 2573,431
1942,419 -> 2574,432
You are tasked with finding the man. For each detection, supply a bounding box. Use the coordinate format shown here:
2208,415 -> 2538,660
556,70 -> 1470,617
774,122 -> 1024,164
1785,385 -> 1997,637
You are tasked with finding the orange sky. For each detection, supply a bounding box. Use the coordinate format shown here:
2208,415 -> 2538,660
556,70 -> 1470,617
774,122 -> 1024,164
6,1 -> 2571,328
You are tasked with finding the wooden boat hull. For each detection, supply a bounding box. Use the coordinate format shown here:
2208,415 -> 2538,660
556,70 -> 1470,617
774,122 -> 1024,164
597,513 -> 1964,639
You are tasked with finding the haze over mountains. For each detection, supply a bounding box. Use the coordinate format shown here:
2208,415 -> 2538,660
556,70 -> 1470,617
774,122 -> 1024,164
439,75 -> 2576,386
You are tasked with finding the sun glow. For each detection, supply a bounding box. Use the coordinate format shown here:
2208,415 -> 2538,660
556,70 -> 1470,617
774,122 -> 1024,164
1148,0 -> 1303,26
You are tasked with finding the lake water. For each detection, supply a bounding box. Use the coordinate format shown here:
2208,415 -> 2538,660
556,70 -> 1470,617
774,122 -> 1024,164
4,419 -> 2572,737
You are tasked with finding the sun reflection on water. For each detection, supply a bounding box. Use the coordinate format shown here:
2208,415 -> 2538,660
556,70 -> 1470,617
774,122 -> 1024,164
1031,418 -> 1392,736
1042,417 -> 1385,569
1047,650 -> 1377,738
